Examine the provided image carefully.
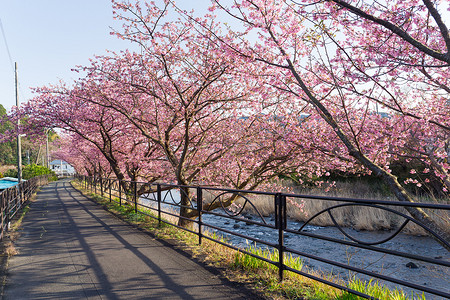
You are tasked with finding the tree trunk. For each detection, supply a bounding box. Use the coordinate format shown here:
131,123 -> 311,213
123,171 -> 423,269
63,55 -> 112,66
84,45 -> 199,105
356,152 -> 450,249
177,185 -> 196,229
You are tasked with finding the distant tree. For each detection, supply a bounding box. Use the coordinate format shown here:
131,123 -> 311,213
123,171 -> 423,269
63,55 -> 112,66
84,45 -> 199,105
0,104 -> 16,165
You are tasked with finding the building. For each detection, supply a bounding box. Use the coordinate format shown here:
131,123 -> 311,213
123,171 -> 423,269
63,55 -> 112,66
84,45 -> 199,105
49,160 -> 75,176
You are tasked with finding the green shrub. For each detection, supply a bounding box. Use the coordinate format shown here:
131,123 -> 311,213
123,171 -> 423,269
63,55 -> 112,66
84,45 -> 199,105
3,164 -> 57,180
22,164 -> 56,179
0,172 -> 3,178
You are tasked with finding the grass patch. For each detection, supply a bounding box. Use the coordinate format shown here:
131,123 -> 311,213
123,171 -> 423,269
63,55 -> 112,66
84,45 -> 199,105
233,242 -> 303,272
10,205 -> 30,232
72,180 -> 425,300
338,278 -> 425,300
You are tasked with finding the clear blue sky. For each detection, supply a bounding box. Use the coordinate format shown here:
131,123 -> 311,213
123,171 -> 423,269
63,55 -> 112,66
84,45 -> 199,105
0,0 -> 209,111
0,0 -> 127,110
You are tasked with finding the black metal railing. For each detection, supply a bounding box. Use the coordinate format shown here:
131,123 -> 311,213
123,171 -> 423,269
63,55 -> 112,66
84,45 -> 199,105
0,175 -> 51,240
76,175 -> 450,299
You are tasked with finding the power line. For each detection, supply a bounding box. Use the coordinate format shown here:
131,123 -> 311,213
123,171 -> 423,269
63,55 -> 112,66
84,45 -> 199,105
0,18 -> 15,72
0,18 -> 28,104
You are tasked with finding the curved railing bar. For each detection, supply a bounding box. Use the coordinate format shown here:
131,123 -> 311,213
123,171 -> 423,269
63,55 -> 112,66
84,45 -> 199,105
162,189 -> 181,205
179,187 -> 196,209
327,209 -> 410,245
286,226 -> 450,267
161,187 -> 195,209
208,191 -> 248,216
299,203 -> 450,248
208,191 -> 267,224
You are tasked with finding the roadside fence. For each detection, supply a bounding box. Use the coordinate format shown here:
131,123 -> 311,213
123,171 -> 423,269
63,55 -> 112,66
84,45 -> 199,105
0,175 -> 51,240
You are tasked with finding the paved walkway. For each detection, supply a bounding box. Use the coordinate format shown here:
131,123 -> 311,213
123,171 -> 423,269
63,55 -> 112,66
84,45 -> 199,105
4,180 -> 256,299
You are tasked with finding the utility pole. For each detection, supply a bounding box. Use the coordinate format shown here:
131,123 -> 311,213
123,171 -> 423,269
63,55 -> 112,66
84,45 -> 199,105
45,128 -> 49,169
15,62 -> 22,184
15,62 -> 22,212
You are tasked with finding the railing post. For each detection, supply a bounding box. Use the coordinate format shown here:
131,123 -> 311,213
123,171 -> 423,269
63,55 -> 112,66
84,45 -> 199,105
21,181 -> 25,205
197,187 -> 203,245
18,182 -> 22,209
1,195 -> 3,237
134,181 -> 138,213
100,177 -> 104,197
119,181 -> 122,206
109,179 -> 112,202
276,193 -> 286,281
6,191 -> 10,231
157,184 -> 161,227
94,176 -> 97,194
15,184 -> 19,214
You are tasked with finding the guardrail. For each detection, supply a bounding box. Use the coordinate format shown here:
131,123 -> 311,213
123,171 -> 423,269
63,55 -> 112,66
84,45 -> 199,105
76,175 -> 450,299
0,175 -> 51,240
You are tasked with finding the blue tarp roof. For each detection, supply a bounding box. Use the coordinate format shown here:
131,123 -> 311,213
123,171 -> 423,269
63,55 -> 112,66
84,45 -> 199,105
0,178 -> 19,190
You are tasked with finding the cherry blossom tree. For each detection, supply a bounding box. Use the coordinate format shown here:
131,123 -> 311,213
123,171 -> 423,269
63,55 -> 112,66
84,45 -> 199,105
52,134 -> 113,178
187,0 -> 450,243
58,1 -> 333,225
20,82 -> 164,197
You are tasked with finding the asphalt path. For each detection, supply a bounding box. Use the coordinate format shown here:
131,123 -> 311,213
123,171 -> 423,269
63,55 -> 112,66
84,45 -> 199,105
4,180 -> 257,299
